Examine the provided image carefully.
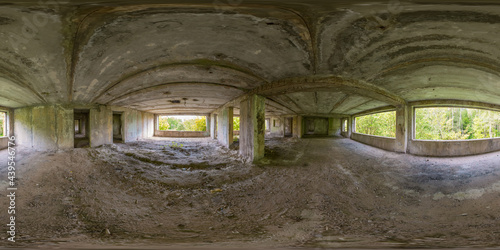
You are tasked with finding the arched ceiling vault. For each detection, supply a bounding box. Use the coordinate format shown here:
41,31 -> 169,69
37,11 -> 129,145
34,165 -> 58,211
0,1 -> 499,116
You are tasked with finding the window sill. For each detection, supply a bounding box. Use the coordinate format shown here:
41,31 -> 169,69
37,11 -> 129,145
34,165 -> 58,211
352,132 -> 396,139
412,138 -> 500,142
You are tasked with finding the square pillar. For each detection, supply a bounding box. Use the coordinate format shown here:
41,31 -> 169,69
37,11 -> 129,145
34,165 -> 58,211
90,105 -> 113,147
395,105 -> 408,153
349,116 -> 356,138
347,116 -> 353,138
205,114 -> 211,137
407,105 -> 414,154
210,113 -> 216,139
217,107 -> 233,147
293,115 -> 303,138
239,95 -> 266,162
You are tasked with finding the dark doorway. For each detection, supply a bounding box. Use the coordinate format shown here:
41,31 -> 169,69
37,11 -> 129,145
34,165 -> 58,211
74,109 -> 90,148
304,117 -> 328,136
284,117 -> 293,137
214,114 -> 218,139
113,112 -> 123,143
306,118 -> 315,134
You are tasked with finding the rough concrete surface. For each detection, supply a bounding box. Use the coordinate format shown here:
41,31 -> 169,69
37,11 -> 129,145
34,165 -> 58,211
1,1 -> 500,249
1,138 -> 500,249
2,1 -> 500,116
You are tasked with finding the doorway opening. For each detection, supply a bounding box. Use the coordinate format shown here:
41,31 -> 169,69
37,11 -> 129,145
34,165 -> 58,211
74,109 -> 90,148
284,117 -> 293,137
304,117 -> 328,136
214,114 -> 218,139
113,112 -> 124,143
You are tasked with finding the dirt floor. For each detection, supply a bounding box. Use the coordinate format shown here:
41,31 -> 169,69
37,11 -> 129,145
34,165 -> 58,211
1,137 -> 500,249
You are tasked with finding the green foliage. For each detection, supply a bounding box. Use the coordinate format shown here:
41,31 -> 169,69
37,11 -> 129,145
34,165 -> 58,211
0,112 -> 5,137
233,116 -> 240,131
158,116 -> 169,131
166,117 -> 185,131
158,116 -> 206,131
356,111 -> 396,138
415,108 -> 500,140
184,117 -> 206,131
169,142 -> 183,148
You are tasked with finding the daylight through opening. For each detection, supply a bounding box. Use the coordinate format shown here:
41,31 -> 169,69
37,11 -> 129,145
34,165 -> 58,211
158,115 -> 207,131
415,107 -> 500,140
355,111 -> 396,138
0,112 -> 6,137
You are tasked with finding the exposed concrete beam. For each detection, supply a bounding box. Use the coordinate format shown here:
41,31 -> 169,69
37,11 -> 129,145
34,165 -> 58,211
265,98 -> 298,115
274,95 -> 304,114
0,93 -> 29,107
0,77 -> 47,104
264,99 -> 295,115
250,75 -> 407,106
91,60 -> 267,103
328,94 -> 350,114
344,100 -> 373,114
350,106 -> 396,117
297,113 -> 344,118
409,99 -> 500,112
106,82 -> 246,105
214,93 -> 296,116
377,57 -> 500,80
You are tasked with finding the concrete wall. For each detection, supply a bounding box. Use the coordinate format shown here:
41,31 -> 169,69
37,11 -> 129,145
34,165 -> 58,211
0,107 -> 14,150
155,130 -> 208,137
328,117 -> 341,136
351,133 -> 397,152
13,104 -> 154,150
217,107 -> 233,147
0,137 -> 8,150
89,106 -> 113,147
303,117 -> 329,136
408,138 -> 500,157
110,106 -> 154,143
266,116 -> 284,138
302,116 -> 340,137
14,105 -> 74,151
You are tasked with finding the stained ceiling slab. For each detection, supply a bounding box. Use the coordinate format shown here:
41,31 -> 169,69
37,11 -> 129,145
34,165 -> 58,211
0,1 -> 499,115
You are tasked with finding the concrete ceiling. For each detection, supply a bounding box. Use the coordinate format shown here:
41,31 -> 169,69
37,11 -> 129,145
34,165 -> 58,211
0,0 -> 499,115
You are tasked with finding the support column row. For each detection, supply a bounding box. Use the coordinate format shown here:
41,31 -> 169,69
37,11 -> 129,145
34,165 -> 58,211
216,106 -> 233,147
239,95 -> 266,162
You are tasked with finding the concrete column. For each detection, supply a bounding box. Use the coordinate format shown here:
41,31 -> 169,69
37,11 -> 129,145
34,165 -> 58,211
347,116 -> 353,138
210,113 -> 216,139
349,116 -> 355,138
205,114 -> 211,137
14,105 -> 74,150
293,115 -> 303,138
406,105 -> 414,154
90,105 -> 113,147
217,107 -> 233,147
239,94 -> 266,162
328,117 -> 341,136
395,105 -> 408,153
